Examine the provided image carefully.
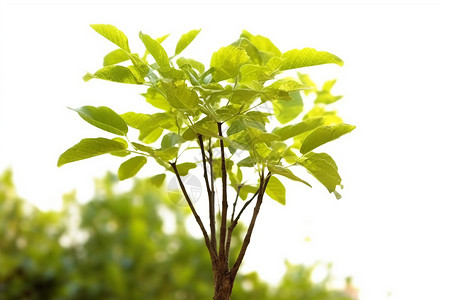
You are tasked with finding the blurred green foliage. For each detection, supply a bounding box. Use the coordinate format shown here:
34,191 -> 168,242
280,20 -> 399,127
0,170 -> 352,300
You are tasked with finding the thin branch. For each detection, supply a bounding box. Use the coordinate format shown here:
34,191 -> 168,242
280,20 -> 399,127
230,185 -> 242,223
170,162 -> 217,262
234,189 -> 259,224
230,172 -> 271,278
217,122 -> 228,261
207,139 -> 216,250
225,185 -> 242,258
198,134 -> 217,254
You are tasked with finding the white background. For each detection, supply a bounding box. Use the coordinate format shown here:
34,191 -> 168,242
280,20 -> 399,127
1,0 -> 449,299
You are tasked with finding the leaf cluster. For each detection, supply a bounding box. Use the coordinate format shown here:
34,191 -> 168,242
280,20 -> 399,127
58,24 -> 354,205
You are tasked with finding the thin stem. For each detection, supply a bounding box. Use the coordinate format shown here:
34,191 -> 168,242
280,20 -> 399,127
217,122 -> 228,261
198,134 -> 217,254
230,172 -> 271,278
170,162 -> 217,263
225,185 -> 242,259
234,190 -> 259,223
207,139 -> 216,249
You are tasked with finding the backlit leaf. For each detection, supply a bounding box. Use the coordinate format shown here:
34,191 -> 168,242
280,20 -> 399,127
280,48 -> 344,70
175,162 -> 197,176
57,138 -> 126,167
247,127 -> 280,144
272,91 -> 303,124
300,123 -> 355,154
90,24 -> 131,52
103,49 -> 130,66
139,32 -> 170,69
265,176 -> 286,205
83,65 -> 141,84
240,30 -> 281,58
71,106 -> 128,135
118,156 -> 147,180
210,45 -> 250,82
121,112 -> 150,129
175,29 -> 201,55
273,117 -> 323,140
177,57 -> 205,73
149,173 -> 166,187
161,80 -> 199,110
298,152 -> 341,195
268,164 -> 311,187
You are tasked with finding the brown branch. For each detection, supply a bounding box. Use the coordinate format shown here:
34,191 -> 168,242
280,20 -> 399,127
230,172 -> 271,278
217,122 -> 228,261
225,185 -> 242,259
198,134 -> 217,254
170,162 -> 217,263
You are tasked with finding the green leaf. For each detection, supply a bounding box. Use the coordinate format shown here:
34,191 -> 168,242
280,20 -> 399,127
149,173 -> 166,187
265,176 -> 286,205
227,119 -> 246,136
121,112 -> 150,129
161,80 -> 199,110
240,64 -> 274,83
267,78 -> 308,92
210,45 -> 250,82
161,132 -> 183,148
103,49 -> 130,66
240,30 -> 281,58
238,184 -> 258,200
246,127 -> 280,144
175,29 -> 201,55
141,87 -> 171,111
314,79 -> 343,105
237,156 -> 255,168
153,147 -> 179,161
268,164 -> 311,187
57,138 -> 127,167
298,152 -> 341,195
118,156 -> 147,180
232,37 -> 263,65
272,91 -> 303,124
83,65 -> 141,84
90,24 -> 131,52
139,32 -> 170,69
71,106 -> 128,135
177,57 -> 205,74
138,113 -> 177,143
280,48 -> 344,70
273,117 -> 323,140
300,123 -> 355,154
175,162 -> 197,176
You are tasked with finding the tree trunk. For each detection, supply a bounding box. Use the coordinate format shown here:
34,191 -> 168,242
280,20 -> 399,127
213,266 -> 234,300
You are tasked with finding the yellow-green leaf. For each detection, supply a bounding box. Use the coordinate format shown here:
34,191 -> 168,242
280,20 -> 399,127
57,138 -> 126,167
210,45 -> 250,82
161,80 -> 199,110
71,106 -> 128,135
83,65 -> 141,84
103,49 -> 130,66
268,164 -> 311,187
300,123 -> 355,154
139,32 -> 170,69
265,176 -> 286,205
280,48 -> 344,70
175,29 -> 201,55
272,91 -> 303,124
90,24 -> 131,52
298,152 -> 341,196
118,156 -> 147,180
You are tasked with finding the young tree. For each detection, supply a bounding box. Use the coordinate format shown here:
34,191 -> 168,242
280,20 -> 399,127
58,25 -> 354,300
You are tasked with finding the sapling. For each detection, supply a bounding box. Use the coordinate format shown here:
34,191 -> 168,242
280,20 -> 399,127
58,25 -> 354,300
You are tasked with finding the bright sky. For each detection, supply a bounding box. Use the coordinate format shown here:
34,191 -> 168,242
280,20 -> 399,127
1,0 -> 449,299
